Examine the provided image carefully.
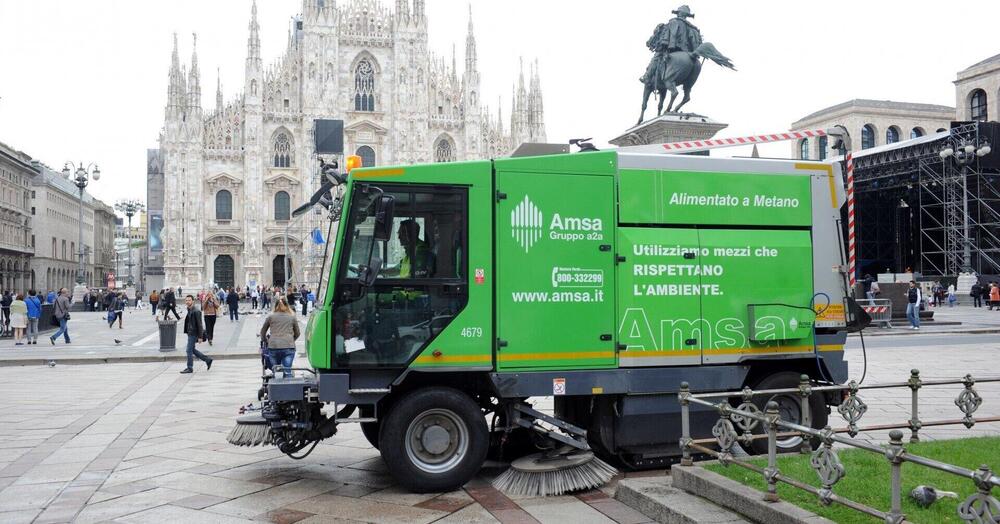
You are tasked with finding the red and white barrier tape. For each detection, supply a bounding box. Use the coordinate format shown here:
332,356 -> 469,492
846,152 -> 856,287
618,129 -> 828,155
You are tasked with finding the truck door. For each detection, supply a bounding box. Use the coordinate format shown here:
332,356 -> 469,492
617,227 -> 703,366
495,172 -> 617,370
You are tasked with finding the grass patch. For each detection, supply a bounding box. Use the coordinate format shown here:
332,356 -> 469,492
704,436 -> 1000,523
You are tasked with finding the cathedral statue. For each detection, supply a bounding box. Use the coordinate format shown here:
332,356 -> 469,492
637,5 -> 736,125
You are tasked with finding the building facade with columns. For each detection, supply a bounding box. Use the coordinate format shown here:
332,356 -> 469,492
0,141 -> 36,292
29,162 -> 116,293
791,53 -> 1000,159
160,0 -> 546,290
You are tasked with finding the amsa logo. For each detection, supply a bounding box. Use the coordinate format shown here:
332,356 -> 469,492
511,195 -> 543,252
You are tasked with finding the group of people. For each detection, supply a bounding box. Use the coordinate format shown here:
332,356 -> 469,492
177,290 -> 302,375
1,290 -> 44,345
970,281 -> 1000,310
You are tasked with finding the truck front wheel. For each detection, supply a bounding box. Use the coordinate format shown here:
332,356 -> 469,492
379,387 -> 488,493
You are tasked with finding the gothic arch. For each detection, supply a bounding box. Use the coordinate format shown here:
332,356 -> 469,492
433,134 -> 456,163
271,127 -> 294,168
350,52 -> 381,112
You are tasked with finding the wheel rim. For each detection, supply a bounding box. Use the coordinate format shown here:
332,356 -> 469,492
767,394 -> 804,448
404,408 -> 469,474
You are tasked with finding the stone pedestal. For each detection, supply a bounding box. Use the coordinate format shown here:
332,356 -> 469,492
610,113 -> 728,149
71,283 -> 89,311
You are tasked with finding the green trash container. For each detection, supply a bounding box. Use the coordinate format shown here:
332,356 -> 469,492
158,318 -> 177,352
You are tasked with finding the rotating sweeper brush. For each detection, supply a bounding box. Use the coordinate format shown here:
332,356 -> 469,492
491,403 -> 617,497
226,412 -> 273,447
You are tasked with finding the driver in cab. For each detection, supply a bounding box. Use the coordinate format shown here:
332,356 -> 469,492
396,219 -> 433,278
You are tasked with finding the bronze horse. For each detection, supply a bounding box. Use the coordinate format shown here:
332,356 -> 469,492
637,42 -> 735,125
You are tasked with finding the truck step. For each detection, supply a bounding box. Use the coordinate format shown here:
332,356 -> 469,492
347,388 -> 390,394
337,417 -> 378,424
615,475 -> 750,524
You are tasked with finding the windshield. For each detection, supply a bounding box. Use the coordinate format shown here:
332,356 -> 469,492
316,185 -> 346,303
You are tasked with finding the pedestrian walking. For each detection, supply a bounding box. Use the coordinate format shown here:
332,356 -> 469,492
906,281 -> 922,330
261,298 -> 300,377
991,282 -> 1000,310
113,292 -> 125,329
981,283 -> 991,309
947,284 -> 956,307
250,287 -> 259,310
149,289 -> 160,316
25,290 -> 40,344
1,291 -> 12,335
971,282 -> 983,308
49,288 -> 72,344
162,287 -> 181,320
226,287 -> 240,322
179,295 -> 213,374
299,286 -> 310,317
202,291 -> 219,346
10,294 -> 27,345
45,289 -> 56,305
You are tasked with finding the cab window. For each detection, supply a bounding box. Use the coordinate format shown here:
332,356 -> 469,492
333,184 -> 468,368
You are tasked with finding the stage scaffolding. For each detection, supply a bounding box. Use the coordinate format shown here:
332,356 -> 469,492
850,122 -> 999,278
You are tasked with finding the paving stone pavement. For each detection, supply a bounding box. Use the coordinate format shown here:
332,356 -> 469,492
0,332 -> 997,522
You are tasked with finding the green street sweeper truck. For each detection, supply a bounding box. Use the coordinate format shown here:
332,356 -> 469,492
228,146 -> 855,494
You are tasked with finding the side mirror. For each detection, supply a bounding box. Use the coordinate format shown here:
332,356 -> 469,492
358,258 -> 382,287
373,195 -> 395,241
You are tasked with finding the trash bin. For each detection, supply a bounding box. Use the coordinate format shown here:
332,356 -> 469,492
158,318 -> 177,352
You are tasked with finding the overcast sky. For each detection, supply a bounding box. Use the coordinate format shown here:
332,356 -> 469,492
0,0 -> 997,209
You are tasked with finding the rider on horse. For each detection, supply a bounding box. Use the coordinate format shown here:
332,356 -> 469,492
639,5 -> 702,88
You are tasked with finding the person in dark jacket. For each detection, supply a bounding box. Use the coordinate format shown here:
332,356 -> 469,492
226,287 -> 240,322
1,291 -> 12,335
180,295 -> 213,373
49,288 -> 72,344
971,282 -> 983,308
162,288 -> 180,320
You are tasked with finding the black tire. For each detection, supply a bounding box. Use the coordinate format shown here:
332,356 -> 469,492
748,372 -> 828,455
379,387 -> 489,493
359,406 -> 379,449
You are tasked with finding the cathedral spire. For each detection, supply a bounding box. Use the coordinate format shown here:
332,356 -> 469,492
166,32 -> 183,119
396,0 -> 409,21
413,0 -> 424,19
216,67 -> 223,113
188,33 -> 201,114
248,0 -> 261,62
464,4 -> 476,72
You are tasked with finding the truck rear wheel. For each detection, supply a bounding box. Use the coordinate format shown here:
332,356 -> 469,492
748,372 -> 827,455
378,387 -> 488,493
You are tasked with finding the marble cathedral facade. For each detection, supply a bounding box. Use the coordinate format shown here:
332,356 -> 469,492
159,0 -> 546,289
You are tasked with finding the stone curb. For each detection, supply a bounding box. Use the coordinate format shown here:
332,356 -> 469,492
614,475 -> 749,523
0,352 -> 261,367
671,464 -> 834,524
852,327 -> 1000,337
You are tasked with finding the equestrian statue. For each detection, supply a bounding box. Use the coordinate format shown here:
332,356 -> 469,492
637,5 -> 735,125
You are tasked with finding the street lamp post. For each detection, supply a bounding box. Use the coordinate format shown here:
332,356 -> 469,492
62,162 -> 99,304
115,199 -> 145,290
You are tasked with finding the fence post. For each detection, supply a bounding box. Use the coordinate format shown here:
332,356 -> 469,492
886,430 -> 906,524
908,369 -> 922,443
679,381 -> 692,467
764,401 -> 780,502
798,374 -> 813,454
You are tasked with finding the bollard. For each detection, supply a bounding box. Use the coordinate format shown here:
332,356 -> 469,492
764,400 -> 780,502
885,430 -> 906,524
679,381 -> 693,467
907,369 -> 922,443
798,374 -> 813,454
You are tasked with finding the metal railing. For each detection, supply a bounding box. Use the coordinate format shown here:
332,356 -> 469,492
678,371 -> 1000,523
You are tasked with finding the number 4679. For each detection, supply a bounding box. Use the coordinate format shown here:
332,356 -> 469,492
460,327 -> 483,338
